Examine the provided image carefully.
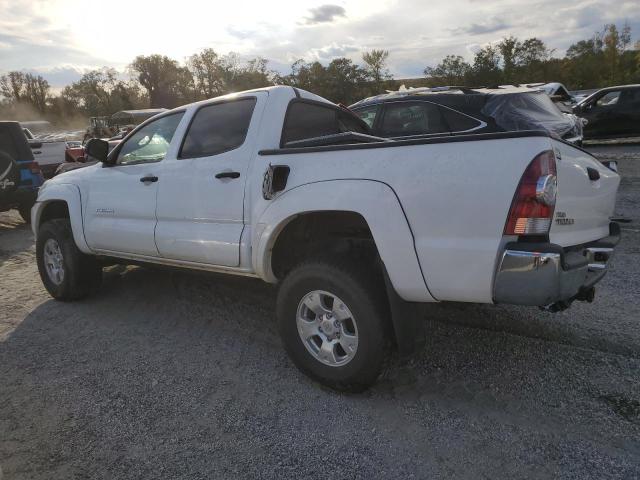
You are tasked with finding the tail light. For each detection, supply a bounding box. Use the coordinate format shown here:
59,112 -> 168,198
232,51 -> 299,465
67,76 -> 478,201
504,150 -> 557,236
25,161 -> 42,175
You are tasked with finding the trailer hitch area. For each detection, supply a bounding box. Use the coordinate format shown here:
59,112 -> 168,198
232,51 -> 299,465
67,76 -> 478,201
540,287 -> 595,313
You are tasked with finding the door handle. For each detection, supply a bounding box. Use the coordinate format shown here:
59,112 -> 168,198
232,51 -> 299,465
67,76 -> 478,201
215,171 -> 240,179
139,175 -> 158,183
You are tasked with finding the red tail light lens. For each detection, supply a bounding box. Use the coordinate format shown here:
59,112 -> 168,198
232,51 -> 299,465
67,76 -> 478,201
26,162 -> 41,174
504,150 -> 557,236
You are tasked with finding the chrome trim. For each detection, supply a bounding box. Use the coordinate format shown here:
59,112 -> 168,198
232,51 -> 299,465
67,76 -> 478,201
494,243 -> 614,306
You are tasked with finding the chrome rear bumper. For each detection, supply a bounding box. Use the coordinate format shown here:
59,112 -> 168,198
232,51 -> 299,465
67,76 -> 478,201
493,223 -> 620,307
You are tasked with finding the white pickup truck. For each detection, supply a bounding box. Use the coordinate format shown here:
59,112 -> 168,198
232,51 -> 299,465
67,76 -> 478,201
22,127 -> 67,178
32,86 -> 621,391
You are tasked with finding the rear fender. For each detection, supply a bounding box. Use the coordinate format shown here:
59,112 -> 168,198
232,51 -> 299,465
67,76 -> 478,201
253,179 -> 435,302
32,183 -> 91,254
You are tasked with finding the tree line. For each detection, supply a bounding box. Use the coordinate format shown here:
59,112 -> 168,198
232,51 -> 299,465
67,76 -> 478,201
0,23 -> 638,126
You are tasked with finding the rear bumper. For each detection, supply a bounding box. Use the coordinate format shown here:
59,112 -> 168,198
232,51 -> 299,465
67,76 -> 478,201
493,223 -> 620,306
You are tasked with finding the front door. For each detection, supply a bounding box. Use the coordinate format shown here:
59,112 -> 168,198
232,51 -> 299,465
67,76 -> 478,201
155,93 -> 265,267
583,90 -> 623,138
83,112 -> 185,256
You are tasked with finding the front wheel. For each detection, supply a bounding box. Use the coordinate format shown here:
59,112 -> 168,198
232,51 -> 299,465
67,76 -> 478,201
277,258 -> 391,392
36,219 -> 102,300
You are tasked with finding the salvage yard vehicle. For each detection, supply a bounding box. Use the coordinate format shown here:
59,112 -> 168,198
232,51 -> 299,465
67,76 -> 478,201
573,84 -> 640,140
0,121 -> 44,222
351,86 -> 584,145
22,126 -> 67,178
32,86 -> 620,391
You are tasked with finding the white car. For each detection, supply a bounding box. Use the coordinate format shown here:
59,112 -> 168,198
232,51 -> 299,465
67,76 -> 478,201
31,86 -> 620,390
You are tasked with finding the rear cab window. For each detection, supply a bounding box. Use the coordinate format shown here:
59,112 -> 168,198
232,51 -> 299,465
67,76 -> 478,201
281,101 -> 369,147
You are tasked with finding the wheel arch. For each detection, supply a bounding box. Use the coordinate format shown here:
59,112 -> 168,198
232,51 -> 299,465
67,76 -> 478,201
253,179 -> 435,303
33,183 -> 91,254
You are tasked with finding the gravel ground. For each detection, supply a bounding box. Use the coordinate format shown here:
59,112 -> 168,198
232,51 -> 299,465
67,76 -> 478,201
1,146 -> 639,479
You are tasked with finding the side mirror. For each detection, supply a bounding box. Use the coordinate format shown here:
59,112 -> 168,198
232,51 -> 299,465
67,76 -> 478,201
85,138 -> 110,164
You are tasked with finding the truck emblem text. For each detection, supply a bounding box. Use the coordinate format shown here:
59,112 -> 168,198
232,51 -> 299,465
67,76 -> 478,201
555,211 -> 574,225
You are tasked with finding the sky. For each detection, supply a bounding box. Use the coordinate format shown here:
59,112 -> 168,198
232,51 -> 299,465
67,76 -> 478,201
1,0 -> 639,88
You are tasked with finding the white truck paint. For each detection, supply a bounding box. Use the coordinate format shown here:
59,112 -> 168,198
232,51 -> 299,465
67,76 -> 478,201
32,86 -> 620,389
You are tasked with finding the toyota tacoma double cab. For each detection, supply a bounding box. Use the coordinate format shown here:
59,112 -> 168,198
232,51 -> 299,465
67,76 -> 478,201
32,86 -> 620,391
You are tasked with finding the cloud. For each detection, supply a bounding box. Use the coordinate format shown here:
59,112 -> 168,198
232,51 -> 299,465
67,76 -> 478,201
308,43 -> 359,60
302,5 -> 347,25
453,17 -> 510,35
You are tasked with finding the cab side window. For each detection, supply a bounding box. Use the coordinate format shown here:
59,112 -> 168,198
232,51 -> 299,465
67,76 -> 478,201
441,108 -> 482,133
116,112 -> 184,165
379,102 -> 448,137
596,91 -> 621,107
354,105 -> 380,128
281,101 -> 368,146
180,98 -> 257,159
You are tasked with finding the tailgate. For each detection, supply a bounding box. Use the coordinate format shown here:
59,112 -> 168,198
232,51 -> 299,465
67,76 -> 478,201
33,141 -> 66,166
549,141 -> 619,247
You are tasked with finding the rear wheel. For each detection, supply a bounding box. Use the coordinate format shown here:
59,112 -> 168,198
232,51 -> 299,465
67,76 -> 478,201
36,219 -> 102,300
277,258 -> 391,392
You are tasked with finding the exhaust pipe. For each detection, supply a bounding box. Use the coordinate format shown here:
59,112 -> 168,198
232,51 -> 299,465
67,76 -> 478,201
540,287 -> 595,313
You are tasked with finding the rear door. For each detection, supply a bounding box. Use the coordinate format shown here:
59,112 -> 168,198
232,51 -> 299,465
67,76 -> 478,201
616,88 -> 640,136
583,90 -> 623,138
154,93 -> 265,267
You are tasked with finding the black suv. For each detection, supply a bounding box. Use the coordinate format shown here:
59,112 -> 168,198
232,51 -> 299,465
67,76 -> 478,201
0,121 -> 44,222
349,86 -> 583,144
573,84 -> 640,139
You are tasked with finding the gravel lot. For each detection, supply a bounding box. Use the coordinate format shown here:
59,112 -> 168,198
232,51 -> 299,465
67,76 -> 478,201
1,146 -> 639,479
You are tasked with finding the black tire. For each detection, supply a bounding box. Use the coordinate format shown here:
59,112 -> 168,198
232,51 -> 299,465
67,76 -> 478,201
36,219 -> 102,301
277,257 -> 391,392
0,150 -> 20,200
18,203 -> 33,224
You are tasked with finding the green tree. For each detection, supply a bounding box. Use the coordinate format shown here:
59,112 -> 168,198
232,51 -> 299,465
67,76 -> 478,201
470,45 -> 502,85
0,72 -> 50,113
362,49 -> 392,93
129,54 -> 192,107
424,55 -> 472,85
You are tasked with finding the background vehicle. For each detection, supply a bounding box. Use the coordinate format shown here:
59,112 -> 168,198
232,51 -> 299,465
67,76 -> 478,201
21,126 -> 66,178
350,86 -> 584,144
0,121 -> 44,222
32,86 -> 619,390
84,109 -> 168,143
573,84 -> 640,139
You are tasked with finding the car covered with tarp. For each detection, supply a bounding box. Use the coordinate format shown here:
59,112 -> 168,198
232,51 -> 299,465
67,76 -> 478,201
350,85 -> 584,144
